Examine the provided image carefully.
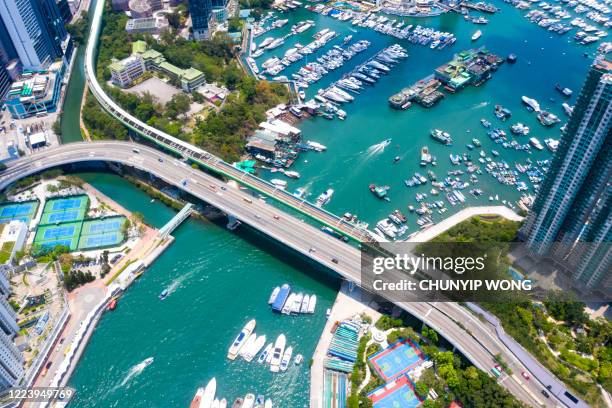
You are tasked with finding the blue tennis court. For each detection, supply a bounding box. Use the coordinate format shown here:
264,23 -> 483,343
370,376 -> 422,408
43,225 -> 76,240
84,233 -> 119,247
88,220 -> 122,233
51,198 -> 84,211
0,203 -> 36,217
369,340 -> 425,381
48,211 -> 79,223
40,239 -> 73,248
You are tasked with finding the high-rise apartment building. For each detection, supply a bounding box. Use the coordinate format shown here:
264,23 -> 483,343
520,55 -> 611,289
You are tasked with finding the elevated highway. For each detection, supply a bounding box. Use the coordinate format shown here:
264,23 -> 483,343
0,142 -> 567,407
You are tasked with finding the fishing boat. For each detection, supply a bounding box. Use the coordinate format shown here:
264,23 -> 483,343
270,334 -> 286,372
270,179 -> 287,189
544,138 -> 559,152
227,319 -> 256,360
307,295 -> 317,313
190,388 -> 205,408
315,189 -> 334,207
231,399 -> 243,408
255,395 -> 265,408
521,96 -> 541,112
537,111 -> 561,126
280,346 -> 293,371
258,343 -> 273,363
159,289 -> 168,300
369,184 -> 390,201
529,137 -> 544,150
472,138 -> 481,147
420,146 -> 432,165
393,156 -> 401,163
238,333 -> 258,359
268,287 -> 280,304
471,30 -> 482,41
294,354 -> 303,365
480,118 -> 491,128
281,293 -> 295,314
300,294 -> 310,313
201,378 -> 217,408
244,334 -> 267,362
291,293 -> 303,314
562,102 -> 573,116
555,83 -> 573,97
284,170 -> 300,179
430,129 -> 452,145
242,394 -> 256,408
271,284 -> 291,313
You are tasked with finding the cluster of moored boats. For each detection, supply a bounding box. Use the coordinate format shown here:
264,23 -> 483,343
253,28 -> 339,76
307,4 -> 457,49
315,44 -> 408,105
228,319 -> 303,374
504,0 -> 610,44
190,378 -> 273,408
269,283 -> 317,315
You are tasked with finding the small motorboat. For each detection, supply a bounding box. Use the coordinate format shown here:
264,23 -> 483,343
159,289 -> 168,300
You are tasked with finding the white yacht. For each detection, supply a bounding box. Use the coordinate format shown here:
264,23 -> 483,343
227,320 -> 256,360
268,287 -> 280,304
244,335 -> 267,362
307,295 -> 317,313
280,346 -> 293,371
270,334 -> 286,372
300,294 -> 310,313
258,343 -> 273,363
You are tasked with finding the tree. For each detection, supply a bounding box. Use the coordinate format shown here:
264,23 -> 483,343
422,325 -> 439,344
415,381 -> 429,399
166,93 -> 191,119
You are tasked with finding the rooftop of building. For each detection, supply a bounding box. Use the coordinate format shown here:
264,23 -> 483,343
132,40 -> 148,54
108,55 -> 143,72
126,16 -> 169,30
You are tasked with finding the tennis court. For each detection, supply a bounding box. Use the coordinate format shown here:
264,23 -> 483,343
78,217 -> 126,250
369,376 -> 422,408
0,201 -> 39,223
369,340 -> 425,381
34,222 -> 82,250
39,196 -> 89,225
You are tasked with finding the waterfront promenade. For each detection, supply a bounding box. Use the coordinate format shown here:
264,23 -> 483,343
406,206 -> 524,242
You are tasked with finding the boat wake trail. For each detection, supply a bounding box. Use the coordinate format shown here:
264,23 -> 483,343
366,139 -> 392,157
165,269 -> 196,297
118,357 -> 154,388
471,101 -> 490,109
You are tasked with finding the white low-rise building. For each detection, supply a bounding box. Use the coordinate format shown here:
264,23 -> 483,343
109,55 -> 146,88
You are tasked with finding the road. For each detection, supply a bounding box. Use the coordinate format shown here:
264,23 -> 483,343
0,141 -> 575,407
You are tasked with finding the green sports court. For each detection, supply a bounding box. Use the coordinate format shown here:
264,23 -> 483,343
33,195 -> 126,251
38,195 -> 89,225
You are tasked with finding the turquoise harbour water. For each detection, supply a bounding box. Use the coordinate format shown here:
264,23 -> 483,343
254,4 -> 597,231
67,173 -> 338,407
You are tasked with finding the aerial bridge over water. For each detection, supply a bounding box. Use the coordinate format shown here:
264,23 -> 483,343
0,142 -> 575,408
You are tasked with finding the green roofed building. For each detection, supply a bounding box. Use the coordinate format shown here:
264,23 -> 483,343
131,43 -> 205,92
132,40 -> 148,54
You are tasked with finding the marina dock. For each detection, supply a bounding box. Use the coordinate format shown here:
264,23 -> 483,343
309,282 -> 381,408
